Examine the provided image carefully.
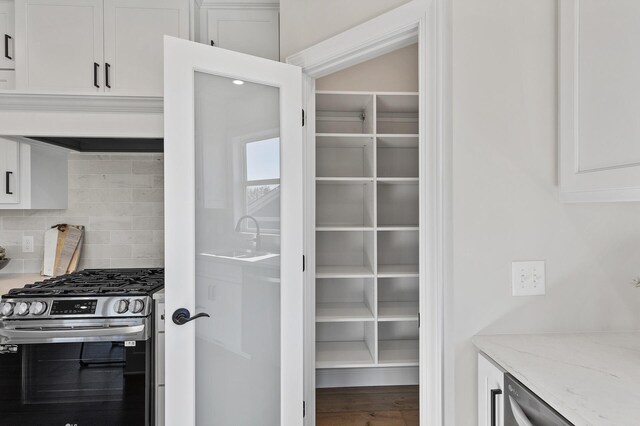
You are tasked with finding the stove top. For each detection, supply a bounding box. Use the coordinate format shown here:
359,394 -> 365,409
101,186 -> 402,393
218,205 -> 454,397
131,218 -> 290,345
4,268 -> 164,298
0,269 -> 164,320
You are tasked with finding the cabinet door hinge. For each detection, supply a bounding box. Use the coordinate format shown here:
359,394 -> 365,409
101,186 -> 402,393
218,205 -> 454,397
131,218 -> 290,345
303,255 -> 306,271
302,109 -> 305,126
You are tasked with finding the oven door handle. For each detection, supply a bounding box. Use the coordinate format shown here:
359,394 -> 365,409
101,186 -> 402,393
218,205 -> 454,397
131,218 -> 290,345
0,324 -> 147,344
509,396 -> 534,426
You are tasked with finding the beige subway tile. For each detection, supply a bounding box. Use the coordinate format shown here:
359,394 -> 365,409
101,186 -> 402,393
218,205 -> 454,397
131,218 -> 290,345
111,258 -> 164,268
132,160 -> 163,175
131,244 -> 163,259
68,174 -> 109,189
132,188 -> 164,202
109,174 -> 154,188
89,216 -> 132,231
132,217 -> 163,230
83,244 -> 132,259
2,217 -> 45,230
0,231 -> 23,246
110,230 -> 153,245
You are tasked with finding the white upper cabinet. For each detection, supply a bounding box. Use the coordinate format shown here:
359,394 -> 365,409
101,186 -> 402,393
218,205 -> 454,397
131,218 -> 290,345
0,138 -> 19,204
0,0 -> 15,70
560,0 -> 640,201
203,8 -> 279,61
15,0 -> 188,95
15,0 -> 104,92
103,0 -> 188,95
0,137 -> 68,209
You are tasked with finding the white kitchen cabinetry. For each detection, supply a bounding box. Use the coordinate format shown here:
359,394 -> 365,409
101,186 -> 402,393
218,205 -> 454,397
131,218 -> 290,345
200,7 -> 279,61
478,352 -> 504,426
103,0 -> 188,95
0,137 -> 68,209
15,0 -> 188,95
313,91 -> 420,379
15,0 -> 103,92
154,295 -> 165,426
0,0 -> 15,72
559,0 -> 640,201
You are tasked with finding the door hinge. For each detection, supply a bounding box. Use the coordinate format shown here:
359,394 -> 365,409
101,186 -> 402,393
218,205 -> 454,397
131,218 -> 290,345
303,255 -> 306,271
303,401 -> 306,417
302,109 -> 305,126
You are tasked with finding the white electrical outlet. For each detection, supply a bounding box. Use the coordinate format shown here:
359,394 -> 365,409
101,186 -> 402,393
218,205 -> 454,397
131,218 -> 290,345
22,236 -> 34,253
512,260 -> 545,296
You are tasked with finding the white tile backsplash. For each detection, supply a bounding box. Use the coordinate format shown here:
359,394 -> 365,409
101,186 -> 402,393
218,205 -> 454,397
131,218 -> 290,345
0,153 -> 164,273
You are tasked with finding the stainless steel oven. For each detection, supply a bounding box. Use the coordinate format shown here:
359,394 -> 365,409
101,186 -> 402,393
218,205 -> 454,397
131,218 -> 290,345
0,317 -> 154,426
0,268 -> 164,426
504,373 -> 573,426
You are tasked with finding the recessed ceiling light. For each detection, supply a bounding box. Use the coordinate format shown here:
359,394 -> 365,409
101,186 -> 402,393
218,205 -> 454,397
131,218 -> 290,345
232,80 -> 244,85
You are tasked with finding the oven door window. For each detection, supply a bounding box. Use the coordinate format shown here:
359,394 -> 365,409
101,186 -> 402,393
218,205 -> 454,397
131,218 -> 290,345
0,341 -> 150,426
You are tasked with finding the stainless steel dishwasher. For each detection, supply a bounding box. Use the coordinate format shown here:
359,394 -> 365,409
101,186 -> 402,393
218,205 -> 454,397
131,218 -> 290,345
504,373 -> 574,426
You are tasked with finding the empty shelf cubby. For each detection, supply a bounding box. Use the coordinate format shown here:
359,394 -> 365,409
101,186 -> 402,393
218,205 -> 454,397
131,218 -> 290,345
316,321 -> 376,368
376,94 -> 419,135
316,181 -> 374,228
377,182 -> 419,227
316,135 -> 375,178
316,231 -> 375,278
316,92 -> 375,134
377,230 -> 419,278
378,321 -> 419,366
316,278 -> 375,322
378,277 -> 419,322
377,136 -> 419,178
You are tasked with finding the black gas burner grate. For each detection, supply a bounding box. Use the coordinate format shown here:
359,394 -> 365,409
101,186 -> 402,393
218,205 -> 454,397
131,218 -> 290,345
6,268 -> 164,297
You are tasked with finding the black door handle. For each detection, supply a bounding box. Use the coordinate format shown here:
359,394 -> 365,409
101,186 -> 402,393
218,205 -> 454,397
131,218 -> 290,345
172,308 -> 210,325
210,40 -> 215,46
93,62 -> 99,88
491,388 -> 502,426
5,171 -> 12,195
105,63 -> 111,88
4,34 -> 11,60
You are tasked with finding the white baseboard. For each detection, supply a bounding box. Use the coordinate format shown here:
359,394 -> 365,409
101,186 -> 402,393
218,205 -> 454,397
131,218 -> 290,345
316,366 -> 419,388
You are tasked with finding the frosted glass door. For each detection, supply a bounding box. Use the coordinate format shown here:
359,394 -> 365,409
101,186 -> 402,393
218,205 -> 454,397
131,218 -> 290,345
164,37 -> 303,426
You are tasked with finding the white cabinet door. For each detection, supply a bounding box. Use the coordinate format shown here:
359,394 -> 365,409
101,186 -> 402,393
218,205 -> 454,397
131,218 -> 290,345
478,353 -> 504,426
0,69 -> 14,88
15,0 -> 103,91
560,0 -> 640,201
0,0 -> 15,69
104,0 -> 188,96
206,8 -> 279,61
0,138 -> 19,204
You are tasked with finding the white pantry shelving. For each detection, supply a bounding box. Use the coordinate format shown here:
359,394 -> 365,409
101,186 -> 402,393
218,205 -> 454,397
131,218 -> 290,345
313,91 -> 420,370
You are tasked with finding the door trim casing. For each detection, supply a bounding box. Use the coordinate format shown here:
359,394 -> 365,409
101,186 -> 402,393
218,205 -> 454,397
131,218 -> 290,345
286,1 -> 452,425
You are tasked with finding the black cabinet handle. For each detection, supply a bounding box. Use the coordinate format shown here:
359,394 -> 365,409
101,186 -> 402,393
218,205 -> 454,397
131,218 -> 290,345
93,62 -> 99,88
5,171 -> 12,195
4,34 -> 11,60
105,62 -> 111,88
172,308 -> 210,325
210,40 -> 215,46
491,388 -> 502,426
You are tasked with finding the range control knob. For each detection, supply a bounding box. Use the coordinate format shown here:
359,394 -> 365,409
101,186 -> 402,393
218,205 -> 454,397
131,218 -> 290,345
0,302 -> 14,316
130,299 -> 145,314
114,299 -> 129,314
31,301 -> 48,316
15,302 -> 30,316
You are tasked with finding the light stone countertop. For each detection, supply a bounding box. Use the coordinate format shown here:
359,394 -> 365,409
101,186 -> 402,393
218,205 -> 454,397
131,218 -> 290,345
0,273 -> 45,295
473,332 -> 640,426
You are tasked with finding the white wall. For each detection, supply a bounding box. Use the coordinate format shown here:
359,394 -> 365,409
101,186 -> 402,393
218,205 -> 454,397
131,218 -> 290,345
452,0 -> 640,424
316,44 -> 418,92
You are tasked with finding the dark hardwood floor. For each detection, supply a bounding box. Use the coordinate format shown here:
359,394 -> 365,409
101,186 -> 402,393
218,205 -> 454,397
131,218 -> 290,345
316,385 -> 419,426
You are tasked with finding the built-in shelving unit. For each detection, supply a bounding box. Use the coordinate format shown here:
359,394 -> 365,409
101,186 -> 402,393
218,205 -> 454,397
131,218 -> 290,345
314,91 -> 420,370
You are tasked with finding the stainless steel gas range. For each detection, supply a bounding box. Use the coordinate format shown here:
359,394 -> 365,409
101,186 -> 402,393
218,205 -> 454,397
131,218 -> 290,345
0,268 -> 164,426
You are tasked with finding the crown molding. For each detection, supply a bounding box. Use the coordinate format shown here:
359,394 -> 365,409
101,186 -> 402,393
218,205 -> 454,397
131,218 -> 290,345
197,1 -> 278,10
0,92 -> 163,113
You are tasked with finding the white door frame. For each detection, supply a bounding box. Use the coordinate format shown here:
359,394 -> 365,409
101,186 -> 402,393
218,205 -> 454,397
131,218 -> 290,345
286,1 -> 451,425
163,36 -> 304,425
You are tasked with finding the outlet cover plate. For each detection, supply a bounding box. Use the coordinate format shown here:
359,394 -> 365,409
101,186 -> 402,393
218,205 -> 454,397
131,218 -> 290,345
512,260 -> 545,296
